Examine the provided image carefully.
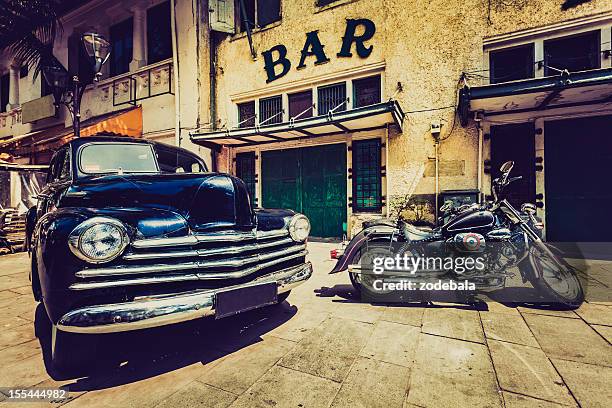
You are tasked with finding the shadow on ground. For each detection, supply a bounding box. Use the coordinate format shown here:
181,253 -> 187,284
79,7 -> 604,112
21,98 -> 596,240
34,300 -> 298,389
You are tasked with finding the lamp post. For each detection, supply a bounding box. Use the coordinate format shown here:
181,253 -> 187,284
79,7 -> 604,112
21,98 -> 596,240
42,33 -> 110,138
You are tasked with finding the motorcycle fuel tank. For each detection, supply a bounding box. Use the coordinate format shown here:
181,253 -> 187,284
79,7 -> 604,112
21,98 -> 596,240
442,209 -> 495,234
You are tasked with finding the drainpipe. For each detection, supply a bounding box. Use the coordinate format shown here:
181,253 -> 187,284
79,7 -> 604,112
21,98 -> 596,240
170,0 -> 181,146
434,139 -> 440,222
476,118 -> 483,201
209,31 -> 218,172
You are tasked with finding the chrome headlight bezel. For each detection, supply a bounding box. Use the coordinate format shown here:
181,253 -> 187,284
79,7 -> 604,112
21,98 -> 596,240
288,214 -> 310,242
68,217 -> 129,264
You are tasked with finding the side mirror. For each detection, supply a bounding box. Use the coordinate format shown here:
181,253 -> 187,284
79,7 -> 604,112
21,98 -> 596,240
521,203 -> 537,215
500,161 -> 514,173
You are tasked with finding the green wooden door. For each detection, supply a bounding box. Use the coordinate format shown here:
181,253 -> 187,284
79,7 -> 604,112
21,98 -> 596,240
262,144 -> 346,238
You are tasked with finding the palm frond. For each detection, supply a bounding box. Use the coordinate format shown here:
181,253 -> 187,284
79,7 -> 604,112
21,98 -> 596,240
1,0 -> 64,79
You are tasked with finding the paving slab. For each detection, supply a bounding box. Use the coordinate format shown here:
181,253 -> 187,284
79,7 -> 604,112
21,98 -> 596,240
198,336 -> 296,395
0,339 -> 42,367
279,317 -> 373,382
480,311 -> 539,347
502,392 -> 571,408
265,309 -> 330,342
591,324 -> 612,344
421,307 -> 485,343
0,323 -> 35,351
552,358 -> 612,408
488,339 -> 574,405
359,320 -> 419,367
522,314 -> 612,367
406,333 -> 502,407
229,365 -> 340,408
380,305 -> 424,327
154,380 -> 237,408
518,307 -> 578,319
574,303 -> 612,326
330,357 -> 409,408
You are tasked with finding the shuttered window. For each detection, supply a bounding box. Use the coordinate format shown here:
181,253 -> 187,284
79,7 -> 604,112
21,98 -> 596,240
236,152 -> 257,206
352,139 -> 382,213
259,95 -> 283,125
490,44 -> 534,84
238,101 -> 256,128
353,75 -> 381,108
288,90 -> 313,119
317,83 -> 346,115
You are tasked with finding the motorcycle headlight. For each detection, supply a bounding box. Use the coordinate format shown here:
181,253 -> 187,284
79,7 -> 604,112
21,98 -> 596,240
288,214 -> 310,242
68,217 -> 129,263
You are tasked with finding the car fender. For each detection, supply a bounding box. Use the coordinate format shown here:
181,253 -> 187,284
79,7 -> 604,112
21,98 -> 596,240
329,224 -> 397,273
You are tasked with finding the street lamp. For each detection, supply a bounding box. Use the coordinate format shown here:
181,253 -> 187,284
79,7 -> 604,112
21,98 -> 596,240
42,32 -> 110,138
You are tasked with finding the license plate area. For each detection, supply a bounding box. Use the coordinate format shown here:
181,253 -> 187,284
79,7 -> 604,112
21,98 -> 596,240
215,282 -> 278,319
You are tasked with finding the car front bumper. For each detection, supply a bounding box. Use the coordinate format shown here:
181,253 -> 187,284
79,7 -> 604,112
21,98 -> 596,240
56,262 -> 312,334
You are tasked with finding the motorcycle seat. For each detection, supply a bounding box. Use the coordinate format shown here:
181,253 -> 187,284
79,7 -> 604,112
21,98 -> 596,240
403,223 -> 435,242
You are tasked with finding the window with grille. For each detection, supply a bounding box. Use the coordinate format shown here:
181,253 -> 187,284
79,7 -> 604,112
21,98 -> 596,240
317,83 -> 346,115
353,75 -> 381,108
544,30 -> 600,76
238,101 -> 256,128
259,95 -> 283,125
147,1 -> 172,64
236,152 -> 257,206
489,44 -> 534,84
288,90 -> 313,119
109,18 -> 133,76
352,139 -> 382,213
238,0 -> 281,31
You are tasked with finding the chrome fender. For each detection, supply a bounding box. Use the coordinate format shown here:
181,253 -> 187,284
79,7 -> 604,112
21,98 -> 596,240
329,224 -> 398,273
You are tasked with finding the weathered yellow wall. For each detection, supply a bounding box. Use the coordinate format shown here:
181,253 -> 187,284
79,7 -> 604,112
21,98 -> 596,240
210,0 -> 612,224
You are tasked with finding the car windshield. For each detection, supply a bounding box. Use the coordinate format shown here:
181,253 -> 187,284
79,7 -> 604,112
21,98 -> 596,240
79,143 -> 158,174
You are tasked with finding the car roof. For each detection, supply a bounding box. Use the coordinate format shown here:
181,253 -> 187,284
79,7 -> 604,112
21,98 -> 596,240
64,135 -> 200,159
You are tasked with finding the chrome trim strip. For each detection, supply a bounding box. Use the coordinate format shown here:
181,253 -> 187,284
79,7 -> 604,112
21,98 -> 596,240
76,245 -> 306,279
58,262 -> 313,333
123,237 -> 294,261
131,229 -> 289,249
69,274 -> 200,290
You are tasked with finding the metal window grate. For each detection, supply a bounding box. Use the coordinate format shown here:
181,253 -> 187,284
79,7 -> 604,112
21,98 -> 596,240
236,152 -> 257,206
238,101 -> 256,128
318,83 -> 347,115
352,139 -> 382,212
259,95 -> 283,125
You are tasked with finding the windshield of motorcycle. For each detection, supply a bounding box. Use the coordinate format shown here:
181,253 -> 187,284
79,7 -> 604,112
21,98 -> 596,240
79,143 -> 159,174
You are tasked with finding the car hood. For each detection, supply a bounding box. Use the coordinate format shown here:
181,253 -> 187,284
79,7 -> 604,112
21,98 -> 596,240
63,173 -> 254,232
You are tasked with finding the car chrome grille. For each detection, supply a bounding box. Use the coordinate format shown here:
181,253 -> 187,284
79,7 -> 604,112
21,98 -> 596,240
70,228 -> 307,291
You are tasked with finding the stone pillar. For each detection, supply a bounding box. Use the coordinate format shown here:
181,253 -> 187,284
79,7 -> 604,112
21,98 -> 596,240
7,65 -> 19,110
129,6 -> 146,71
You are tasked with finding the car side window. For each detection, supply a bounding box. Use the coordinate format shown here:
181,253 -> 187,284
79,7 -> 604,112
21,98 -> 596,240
156,148 -> 207,173
47,149 -> 65,183
58,149 -> 71,180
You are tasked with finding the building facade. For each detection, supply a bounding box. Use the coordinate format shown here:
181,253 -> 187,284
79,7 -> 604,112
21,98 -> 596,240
188,0 -> 612,241
2,0 -> 612,242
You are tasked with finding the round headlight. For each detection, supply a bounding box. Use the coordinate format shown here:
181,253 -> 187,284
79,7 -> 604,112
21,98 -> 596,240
288,214 -> 310,242
68,217 -> 129,263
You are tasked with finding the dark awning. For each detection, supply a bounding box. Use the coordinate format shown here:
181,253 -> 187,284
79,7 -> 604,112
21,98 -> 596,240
458,68 -> 612,124
190,101 -> 404,148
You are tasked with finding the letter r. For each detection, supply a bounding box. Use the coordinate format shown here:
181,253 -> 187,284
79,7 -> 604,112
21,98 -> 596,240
337,18 -> 376,58
262,45 -> 291,83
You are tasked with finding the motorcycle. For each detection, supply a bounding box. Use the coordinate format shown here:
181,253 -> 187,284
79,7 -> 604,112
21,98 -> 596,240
331,161 -> 584,309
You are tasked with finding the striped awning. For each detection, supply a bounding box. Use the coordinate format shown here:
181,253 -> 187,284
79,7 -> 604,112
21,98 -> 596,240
190,101 -> 404,148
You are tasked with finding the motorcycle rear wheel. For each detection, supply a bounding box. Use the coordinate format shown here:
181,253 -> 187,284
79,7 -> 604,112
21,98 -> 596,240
524,248 -> 584,310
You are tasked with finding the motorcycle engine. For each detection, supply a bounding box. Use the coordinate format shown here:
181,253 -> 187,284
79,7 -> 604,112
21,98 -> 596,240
452,232 -> 486,252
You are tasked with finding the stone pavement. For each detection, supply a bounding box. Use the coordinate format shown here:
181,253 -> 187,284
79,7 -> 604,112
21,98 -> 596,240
0,243 -> 610,408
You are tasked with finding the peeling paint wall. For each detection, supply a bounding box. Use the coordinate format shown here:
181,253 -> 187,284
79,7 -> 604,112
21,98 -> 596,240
200,0 -> 612,231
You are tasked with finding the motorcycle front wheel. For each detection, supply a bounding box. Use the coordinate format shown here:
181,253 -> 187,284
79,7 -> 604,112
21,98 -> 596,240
523,247 -> 584,309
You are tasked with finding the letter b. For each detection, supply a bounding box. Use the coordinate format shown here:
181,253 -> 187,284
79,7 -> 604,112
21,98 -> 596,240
262,45 -> 291,83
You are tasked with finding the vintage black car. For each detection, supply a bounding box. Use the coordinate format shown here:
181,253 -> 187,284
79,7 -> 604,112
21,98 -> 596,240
27,135 -> 312,372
